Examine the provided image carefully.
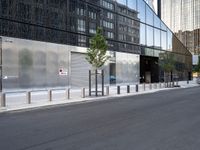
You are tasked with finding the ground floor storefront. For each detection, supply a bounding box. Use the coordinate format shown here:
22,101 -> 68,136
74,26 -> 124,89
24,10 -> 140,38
0,36 -> 191,92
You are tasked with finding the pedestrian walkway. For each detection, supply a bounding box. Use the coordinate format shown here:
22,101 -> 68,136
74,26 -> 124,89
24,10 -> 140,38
0,80 -> 199,113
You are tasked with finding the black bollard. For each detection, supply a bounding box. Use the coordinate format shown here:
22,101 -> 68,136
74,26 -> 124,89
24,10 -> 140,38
117,86 -> 120,94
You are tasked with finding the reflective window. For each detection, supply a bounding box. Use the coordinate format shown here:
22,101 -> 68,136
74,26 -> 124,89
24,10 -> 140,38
144,48 -> 154,57
89,22 -> 96,34
146,26 -> 153,47
140,23 -> 146,45
154,14 -> 161,29
161,31 -> 167,50
127,0 -> 137,10
76,7 -> 86,16
78,35 -> 87,47
137,0 -> 145,23
106,31 -> 114,39
154,50 -> 160,57
146,5 -> 154,26
89,11 -> 97,20
167,29 -> 172,51
161,21 -> 167,31
102,0 -> 114,10
77,19 -> 86,32
103,20 -> 114,29
106,12 -> 114,19
154,28 -> 161,48
119,34 -> 126,41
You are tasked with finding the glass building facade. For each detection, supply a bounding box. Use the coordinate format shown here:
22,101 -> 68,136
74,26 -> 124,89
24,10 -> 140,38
161,0 -> 200,55
0,0 -> 192,91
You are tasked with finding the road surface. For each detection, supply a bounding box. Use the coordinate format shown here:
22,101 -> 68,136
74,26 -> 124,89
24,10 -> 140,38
0,86 -> 200,150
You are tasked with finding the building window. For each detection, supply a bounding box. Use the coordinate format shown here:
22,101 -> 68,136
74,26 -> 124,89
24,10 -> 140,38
146,26 -> 154,47
119,34 -> 126,41
89,11 -> 97,20
78,35 -> 87,46
102,0 -> 114,10
107,12 -> 114,19
76,8 -> 85,16
119,7 -> 127,14
89,22 -> 96,34
106,31 -> 114,39
77,19 -> 85,32
103,20 -> 114,29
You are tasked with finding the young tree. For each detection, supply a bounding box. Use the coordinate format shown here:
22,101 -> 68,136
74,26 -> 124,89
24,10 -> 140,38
159,53 -> 175,85
86,27 -> 109,69
194,56 -> 200,73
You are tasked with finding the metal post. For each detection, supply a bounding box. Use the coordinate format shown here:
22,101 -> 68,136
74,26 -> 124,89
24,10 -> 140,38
95,69 -> 98,96
127,85 -> 130,93
149,83 -> 152,90
159,82 -> 161,88
136,84 -> 138,92
26,91 -> 31,104
117,86 -> 120,94
102,70 -> 104,96
154,83 -> 157,89
187,80 -> 189,84
48,90 -> 52,102
106,86 -> 109,96
143,83 -> 145,91
67,88 -> 70,99
81,88 -> 85,98
1,92 -> 6,107
89,70 -> 91,96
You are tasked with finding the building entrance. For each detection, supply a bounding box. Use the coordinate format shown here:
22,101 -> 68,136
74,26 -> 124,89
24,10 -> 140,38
140,56 -> 159,83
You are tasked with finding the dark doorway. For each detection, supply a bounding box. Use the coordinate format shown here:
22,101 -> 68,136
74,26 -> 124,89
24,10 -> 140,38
140,56 -> 159,83
109,63 -> 116,84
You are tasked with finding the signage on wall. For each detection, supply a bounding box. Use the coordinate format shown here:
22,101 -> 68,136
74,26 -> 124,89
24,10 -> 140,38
59,68 -> 68,76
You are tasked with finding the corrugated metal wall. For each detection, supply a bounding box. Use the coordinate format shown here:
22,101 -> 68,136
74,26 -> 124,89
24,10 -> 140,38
71,52 -> 91,88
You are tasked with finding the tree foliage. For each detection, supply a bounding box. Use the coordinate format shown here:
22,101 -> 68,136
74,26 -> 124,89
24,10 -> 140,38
85,28 -> 109,69
159,53 -> 176,83
159,53 -> 175,73
193,56 -> 200,73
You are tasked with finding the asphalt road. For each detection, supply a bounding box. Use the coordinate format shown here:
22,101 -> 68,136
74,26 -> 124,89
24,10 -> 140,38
0,86 -> 200,150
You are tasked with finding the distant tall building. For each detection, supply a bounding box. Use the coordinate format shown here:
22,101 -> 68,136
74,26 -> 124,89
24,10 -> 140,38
161,0 -> 200,55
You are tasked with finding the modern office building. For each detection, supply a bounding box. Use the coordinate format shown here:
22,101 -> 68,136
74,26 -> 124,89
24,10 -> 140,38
0,0 -> 192,91
161,0 -> 200,56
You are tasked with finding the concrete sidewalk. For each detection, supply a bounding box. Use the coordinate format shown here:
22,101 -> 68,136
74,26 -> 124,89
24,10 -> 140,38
0,80 -> 199,113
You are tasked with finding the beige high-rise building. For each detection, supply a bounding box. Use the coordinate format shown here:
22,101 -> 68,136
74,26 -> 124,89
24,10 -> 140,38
161,0 -> 200,55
